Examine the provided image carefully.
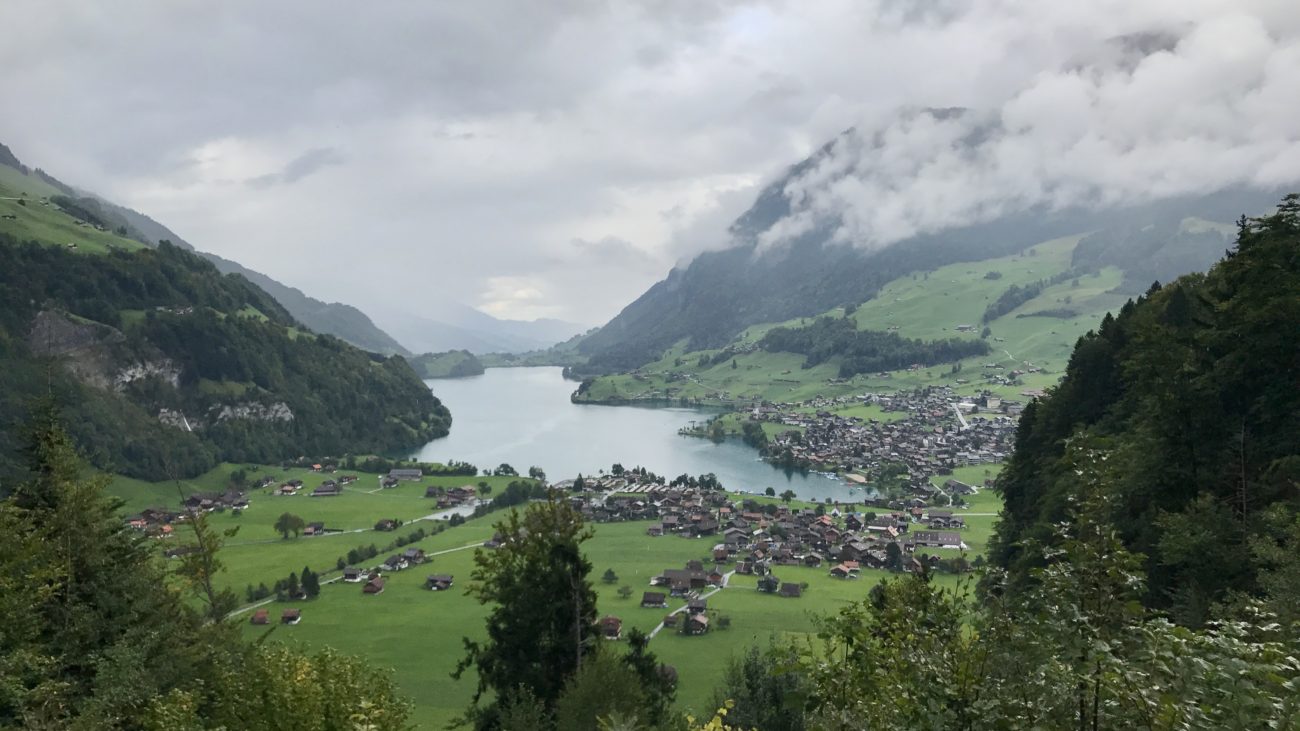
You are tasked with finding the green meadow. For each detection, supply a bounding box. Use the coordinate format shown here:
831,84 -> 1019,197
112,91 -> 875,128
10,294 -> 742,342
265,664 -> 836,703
577,233 -> 1132,408
110,465 -> 1003,727
0,168 -> 149,255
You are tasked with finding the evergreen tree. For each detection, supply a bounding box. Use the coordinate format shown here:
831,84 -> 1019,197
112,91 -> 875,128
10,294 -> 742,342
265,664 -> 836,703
455,498 -> 598,724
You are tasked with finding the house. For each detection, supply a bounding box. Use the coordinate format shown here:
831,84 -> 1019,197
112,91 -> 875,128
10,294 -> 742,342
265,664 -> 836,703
303,522 -> 326,536
342,567 -> 365,583
375,518 -> 399,532
662,613 -> 679,629
424,485 -> 444,498
707,568 -> 725,585
641,591 -> 667,608
388,468 -> 423,481
382,555 -> 408,572
426,574 -> 454,591
281,609 -> 301,625
687,599 -> 707,615
779,583 -> 803,598
277,484 -> 299,496
363,577 -> 386,595
911,530 -> 964,549
712,545 -> 730,562
402,548 -> 427,564
646,524 -> 664,537
600,616 -> 623,640
310,482 -> 342,497
802,553 -> 824,568
250,609 -> 270,625
684,614 -> 710,635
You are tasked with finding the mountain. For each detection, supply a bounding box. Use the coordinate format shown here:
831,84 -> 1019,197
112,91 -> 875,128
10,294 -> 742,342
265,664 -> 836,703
0,151 -> 449,483
372,302 -> 585,355
575,127 -> 1280,375
0,142 -> 410,356
410,350 -> 486,379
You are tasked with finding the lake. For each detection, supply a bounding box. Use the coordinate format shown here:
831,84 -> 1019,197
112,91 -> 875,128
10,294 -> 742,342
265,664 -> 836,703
408,366 -> 859,502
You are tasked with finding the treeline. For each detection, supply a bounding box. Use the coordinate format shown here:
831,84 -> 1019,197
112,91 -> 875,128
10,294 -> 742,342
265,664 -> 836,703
981,268 -> 1078,323
0,405 -> 411,728
993,195 -> 1300,627
0,237 -> 450,482
758,315 -> 990,378
411,349 -> 486,378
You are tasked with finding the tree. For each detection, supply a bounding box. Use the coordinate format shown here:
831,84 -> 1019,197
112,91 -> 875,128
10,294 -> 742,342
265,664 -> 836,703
710,642 -> 807,731
884,542 -> 903,572
779,490 -> 796,504
455,498 -> 599,720
529,466 -> 547,482
617,585 -> 633,600
301,566 -> 321,599
602,568 -> 618,584
273,512 -> 305,539
286,572 -> 300,599
553,650 -> 646,731
495,463 -> 518,477
765,487 -> 776,497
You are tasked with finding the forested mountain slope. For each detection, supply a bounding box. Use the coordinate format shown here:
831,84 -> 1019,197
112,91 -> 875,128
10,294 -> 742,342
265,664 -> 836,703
992,195 -> 1300,626
0,237 -> 449,484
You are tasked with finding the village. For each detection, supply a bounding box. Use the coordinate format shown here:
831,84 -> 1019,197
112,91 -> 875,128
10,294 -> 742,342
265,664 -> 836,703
736,386 -> 1018,494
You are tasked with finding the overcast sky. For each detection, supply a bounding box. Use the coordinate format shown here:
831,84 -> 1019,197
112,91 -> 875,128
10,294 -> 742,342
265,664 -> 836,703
1,1 -> 1296,325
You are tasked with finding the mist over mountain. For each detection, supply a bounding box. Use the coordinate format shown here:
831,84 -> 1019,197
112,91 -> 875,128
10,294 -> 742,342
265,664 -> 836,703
576,123 -> 1282,372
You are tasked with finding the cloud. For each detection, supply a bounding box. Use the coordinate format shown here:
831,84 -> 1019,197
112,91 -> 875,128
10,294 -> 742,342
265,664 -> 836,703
0,1 -> 1294,324
247,147 -> 346,188
760,3 -> 1300,252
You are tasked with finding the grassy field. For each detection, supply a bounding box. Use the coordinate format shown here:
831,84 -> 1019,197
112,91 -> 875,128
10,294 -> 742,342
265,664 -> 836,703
110,466 -> 1004,727
577,234 -> 1132,408
0,168 -> 149,255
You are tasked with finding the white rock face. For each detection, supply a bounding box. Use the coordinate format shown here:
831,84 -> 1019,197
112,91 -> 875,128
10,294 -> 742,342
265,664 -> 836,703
211,402 -> 295,423
115,360 -> 181,391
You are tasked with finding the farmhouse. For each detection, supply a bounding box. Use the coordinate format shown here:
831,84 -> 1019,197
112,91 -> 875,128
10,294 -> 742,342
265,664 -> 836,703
250,609 -> 269,625
684,614 -> 709,635
779,583 -> 803,598
426,574 -> 454,591
310,482 -> 342,497
363,577 -> 386,595
600,616 -> 623,640
910,530 -> 965,549
402,548 -> 427,564
388,468 -> 423,481
342,568 -> 365,583
641,591 -> 667,608
281,609 -> 301,625
381,555 -> 409,572
375,518 -> 399,531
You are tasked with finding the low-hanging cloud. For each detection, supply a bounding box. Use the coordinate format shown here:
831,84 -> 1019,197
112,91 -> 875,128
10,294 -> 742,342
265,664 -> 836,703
761,5 -> 1300,252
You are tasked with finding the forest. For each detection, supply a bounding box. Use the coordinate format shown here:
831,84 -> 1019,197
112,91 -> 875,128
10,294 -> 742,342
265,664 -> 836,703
757,315 -> 990,378
0,237 -> 450,483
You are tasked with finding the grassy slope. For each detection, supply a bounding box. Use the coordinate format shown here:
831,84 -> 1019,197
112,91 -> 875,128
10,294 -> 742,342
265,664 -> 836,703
0,168 -> 148,255
579,235 -> 1131,406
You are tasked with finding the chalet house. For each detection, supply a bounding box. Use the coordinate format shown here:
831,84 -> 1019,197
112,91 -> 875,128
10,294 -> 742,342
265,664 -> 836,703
779,583 -> 803,598
684,614 -> 709,636
641,591 -> 667,608
829,564 -> 858,579
662,613 -> 679,629
277,484 -> 299,496
646,524 -> 664,537
342,568 -> 365,583
687,599 -> 707,615
375,518 -> 399,532
707,568 -> 725,586
600,616 -> 623,640
402,548 -> 426,564
363,577 -> 386,595
426,574 -> 454,591
303,522 -> 326,536
381,477 -> 400,489
338,475 -> 358,485
712,545 -> 730,562
389,468 -> 423,481
250,609 -> 269,625
735,561 -> 755,575
910,531 -> 964,549
382,555 -> 409,572
802,553 -> 824,568
424,485 -> 444,498
281,609 -> 301,625
311,482 -> 342,497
